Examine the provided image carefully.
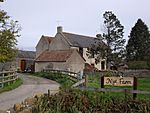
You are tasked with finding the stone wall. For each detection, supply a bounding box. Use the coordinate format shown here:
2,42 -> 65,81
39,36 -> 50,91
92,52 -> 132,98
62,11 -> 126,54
85,70 -> 150,78
49,33 -> 70,51
67,50 -> 85,73
0,62 -> 16,71
122,70 -> 150,77
36,37 -> 49,57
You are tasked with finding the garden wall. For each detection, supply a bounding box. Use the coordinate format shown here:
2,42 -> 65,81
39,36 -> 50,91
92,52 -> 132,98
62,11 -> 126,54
84,70 -> 150,78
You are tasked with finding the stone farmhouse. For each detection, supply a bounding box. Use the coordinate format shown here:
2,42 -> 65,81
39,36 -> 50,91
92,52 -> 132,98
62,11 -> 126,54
35,26 -> 107,73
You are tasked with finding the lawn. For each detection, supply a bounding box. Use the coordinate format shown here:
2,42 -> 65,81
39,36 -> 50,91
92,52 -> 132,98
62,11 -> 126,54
33,71 -> 150,99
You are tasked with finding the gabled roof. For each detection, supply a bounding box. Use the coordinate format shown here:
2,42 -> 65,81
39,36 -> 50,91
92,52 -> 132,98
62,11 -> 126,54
17,50 -> 35,59
61,32 -> 105,48
43,35 -> 53,44
35,50 -> 75,62
36,35 -> 53,48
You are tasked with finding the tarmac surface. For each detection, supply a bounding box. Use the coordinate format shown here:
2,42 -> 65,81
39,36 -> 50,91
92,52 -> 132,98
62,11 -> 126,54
0,73 -> 60,111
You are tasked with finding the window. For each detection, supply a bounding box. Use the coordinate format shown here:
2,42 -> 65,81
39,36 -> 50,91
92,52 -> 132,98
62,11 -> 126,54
79,47 -> 83,56
101,61 -> 105,70
91,63 -> 94,67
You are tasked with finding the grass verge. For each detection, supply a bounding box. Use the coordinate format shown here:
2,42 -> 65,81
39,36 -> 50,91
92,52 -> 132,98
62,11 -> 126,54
33,72 -> 74,88
0,78 -> 23,93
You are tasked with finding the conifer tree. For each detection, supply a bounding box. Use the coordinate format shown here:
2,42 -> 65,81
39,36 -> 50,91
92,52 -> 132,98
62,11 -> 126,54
126,19 -> 150,62
102,11 -> 125,65
88,11 -> 125,68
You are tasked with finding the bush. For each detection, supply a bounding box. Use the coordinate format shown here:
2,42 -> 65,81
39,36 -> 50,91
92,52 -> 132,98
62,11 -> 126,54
127,61 -> 150,69
31,89 -> 150,113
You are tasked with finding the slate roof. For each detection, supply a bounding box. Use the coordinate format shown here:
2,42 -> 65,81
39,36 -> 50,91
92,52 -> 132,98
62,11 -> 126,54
35,50 -> 74,62
17,50 -> 35,59
62,32 -> 105,48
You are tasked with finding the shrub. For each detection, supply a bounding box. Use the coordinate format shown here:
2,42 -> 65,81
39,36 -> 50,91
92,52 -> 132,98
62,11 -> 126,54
31,89 -> 150,113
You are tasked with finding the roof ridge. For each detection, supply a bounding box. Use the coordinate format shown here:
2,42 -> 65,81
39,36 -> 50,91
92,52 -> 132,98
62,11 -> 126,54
61,32 -> 104,48
62,32 -> 97,39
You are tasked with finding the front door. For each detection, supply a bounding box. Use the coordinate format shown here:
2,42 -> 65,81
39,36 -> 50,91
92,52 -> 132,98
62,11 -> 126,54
20,60 -> 26,72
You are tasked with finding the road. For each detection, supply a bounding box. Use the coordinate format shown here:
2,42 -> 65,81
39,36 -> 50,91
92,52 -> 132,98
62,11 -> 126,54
0,73 -> 60,111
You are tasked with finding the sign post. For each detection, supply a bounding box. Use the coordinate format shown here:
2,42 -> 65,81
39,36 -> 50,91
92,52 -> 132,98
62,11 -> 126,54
101,76 -> 104,88
133,77 -> 137,99
85,74 -> 88,88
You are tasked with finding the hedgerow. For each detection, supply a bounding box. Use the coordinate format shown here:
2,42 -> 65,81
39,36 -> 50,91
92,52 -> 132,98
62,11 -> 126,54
32,89 -> 150,113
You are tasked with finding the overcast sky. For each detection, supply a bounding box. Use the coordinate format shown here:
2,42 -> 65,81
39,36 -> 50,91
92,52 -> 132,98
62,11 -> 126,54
1,0 -> 150,51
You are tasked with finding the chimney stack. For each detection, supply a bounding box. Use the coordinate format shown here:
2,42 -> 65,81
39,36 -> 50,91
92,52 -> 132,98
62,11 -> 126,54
57,26 -> 63,33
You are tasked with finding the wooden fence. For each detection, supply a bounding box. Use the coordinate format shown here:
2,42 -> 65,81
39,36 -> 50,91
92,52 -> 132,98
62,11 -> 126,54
72,79 -> 85,88
43,69 -> 80,82
0,71 -> 18,88
79,87 -> 150,99
42,69 -> 150,99
43,69 -> 87,88
73,75 -> 150,99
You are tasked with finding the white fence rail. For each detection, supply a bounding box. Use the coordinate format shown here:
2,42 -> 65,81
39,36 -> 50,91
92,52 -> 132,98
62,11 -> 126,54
0,71 -> 18,88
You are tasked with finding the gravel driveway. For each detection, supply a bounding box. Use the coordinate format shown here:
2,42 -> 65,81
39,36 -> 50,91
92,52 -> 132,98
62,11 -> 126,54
0,73 -> 60,111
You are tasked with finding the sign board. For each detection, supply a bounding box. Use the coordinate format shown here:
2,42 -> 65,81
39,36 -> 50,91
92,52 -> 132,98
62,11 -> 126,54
104,77 -> 134,86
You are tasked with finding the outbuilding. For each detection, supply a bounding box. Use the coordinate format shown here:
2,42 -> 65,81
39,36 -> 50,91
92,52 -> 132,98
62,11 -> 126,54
35,49 -> 85,73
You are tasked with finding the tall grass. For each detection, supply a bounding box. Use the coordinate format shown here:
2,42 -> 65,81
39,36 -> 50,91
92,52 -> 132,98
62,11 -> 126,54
32,89 -> 150,113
